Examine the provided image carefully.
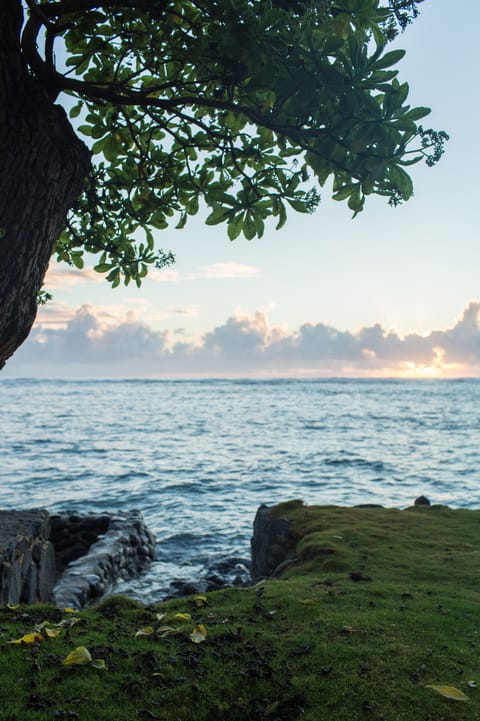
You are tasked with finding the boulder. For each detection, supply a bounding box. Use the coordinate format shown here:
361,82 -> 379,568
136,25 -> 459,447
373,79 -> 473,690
0,509 -> 156,608
250,504 -> 297,582
0,510 -> 55,604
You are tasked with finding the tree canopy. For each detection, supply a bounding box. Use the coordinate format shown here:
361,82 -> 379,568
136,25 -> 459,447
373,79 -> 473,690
22,0 -> 446,289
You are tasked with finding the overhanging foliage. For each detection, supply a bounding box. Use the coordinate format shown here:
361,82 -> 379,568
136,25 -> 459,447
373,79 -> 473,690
21,0 -> 446,287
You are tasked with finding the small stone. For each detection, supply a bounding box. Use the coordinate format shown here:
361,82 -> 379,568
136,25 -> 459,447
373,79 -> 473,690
350,572 -> 372,583
414,495 -> 431,506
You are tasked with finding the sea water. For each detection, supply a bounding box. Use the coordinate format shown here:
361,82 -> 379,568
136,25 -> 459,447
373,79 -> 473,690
1,378 -> 479,601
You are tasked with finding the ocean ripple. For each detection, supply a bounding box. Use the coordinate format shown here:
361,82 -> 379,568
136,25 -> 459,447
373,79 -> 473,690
2,377 -> 480,602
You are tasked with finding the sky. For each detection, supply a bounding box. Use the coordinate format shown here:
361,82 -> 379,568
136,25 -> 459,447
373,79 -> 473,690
5,0 -> 480,379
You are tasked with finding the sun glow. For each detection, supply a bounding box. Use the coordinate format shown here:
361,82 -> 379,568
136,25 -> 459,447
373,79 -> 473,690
397,361 -> 442,378
390,347 -> 465,379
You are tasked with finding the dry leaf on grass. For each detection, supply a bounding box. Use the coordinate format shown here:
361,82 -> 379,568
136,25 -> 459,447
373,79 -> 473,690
425,684 -> 469,701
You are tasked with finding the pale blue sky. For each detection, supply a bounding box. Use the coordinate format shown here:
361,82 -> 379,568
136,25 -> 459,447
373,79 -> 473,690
5,0 -> 480,378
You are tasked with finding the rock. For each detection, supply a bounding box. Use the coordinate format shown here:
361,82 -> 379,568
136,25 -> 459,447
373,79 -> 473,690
354,504 -> 385,508
164,555 -> 252,600
50,512 -> 110,573
250,504 -> 297,582
53,509 -> 156,609
166,580 -> 207,598
0,508 -> 155,609
0,510 -> 55,605
414,495 -> 431,506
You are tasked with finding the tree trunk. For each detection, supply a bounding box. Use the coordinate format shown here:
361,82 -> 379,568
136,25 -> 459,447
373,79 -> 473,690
0,1 -> 91,369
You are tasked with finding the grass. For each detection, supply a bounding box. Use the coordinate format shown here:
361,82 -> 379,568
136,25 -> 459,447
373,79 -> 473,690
1,502 -> 480,720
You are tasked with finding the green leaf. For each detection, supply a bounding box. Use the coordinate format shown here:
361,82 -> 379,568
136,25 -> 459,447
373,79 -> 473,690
333,184 -> 356,201
287,198 -> 309,213
77,125 -> 93,137
372,49 -> 406,71
103,135 -> 121,162
176,212 -> 187,229
347,187 -> 364,216
186,196 -> 199,215
405,106 -> 431,121
227,213 -> 244,241
69,103 -> 82,119
275,201 -> 287,230
70,253 -> 84,269
205,207 -> 231,226
243,213 -> 257,240
390,165 -> 413,200
392,118 -> 417,132
106,268 -> 120,284
93,263 -> 113,273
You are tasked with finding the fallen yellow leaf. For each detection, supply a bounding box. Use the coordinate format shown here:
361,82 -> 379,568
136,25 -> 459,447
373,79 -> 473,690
425,685 -> 469,701
265,701 -> 279,716
190,624 -> 207,644
173,613 -> 191,621
193,595 -> 207,608
135,626 -> 154,638
44,627 -> 62,639
7,632 -> 44,645
63,608 -> 78,614
341,625 -> 366,635
62,646 -> 92,666
158,625 -> 180,638
299,599 -> 315,605
6,604 -> 19,611
55,617 -> 80,628
91,659 -> 107,670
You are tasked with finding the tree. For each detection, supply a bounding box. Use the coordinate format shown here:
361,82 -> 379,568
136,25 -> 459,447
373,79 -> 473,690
0,0 -> 446,368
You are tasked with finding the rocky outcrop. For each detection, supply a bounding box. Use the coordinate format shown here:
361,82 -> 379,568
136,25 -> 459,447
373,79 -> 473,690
250,504 -> 297,582
0,509 -> 155,608
166,556 -> 251,599
53,510 -> 156,609
0,510 -> 55,604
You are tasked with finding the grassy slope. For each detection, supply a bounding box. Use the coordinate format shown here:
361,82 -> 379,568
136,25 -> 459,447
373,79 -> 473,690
1,502 -> 479,720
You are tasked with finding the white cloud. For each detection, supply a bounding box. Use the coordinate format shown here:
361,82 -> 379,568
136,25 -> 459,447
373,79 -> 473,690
149,268 -> 181,283
5,302 -> 480,378
44,266 -> 104,289
150,262 -> 262,283
167,305 -> 199,317
198,262 -> 262,279
35,300 -> 199,331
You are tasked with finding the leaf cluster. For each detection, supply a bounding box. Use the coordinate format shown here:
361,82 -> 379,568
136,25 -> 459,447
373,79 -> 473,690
23,0 -> 447,285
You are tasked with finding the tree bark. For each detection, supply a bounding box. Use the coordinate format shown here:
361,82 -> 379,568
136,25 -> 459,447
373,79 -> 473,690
0,0 -> 91,369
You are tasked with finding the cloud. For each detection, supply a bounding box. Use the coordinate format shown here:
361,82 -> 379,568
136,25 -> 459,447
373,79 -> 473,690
4,302 -> 480,378
198,262 -> 262,279
168,306 -> 199,317
43,261 -> 261,292
150,262 -> 262,283
35,301 -> 199,331
149,268 -> 181,283
44,266 -> 104,289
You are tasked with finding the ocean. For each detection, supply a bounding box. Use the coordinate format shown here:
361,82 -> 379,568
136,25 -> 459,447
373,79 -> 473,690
1,378 -> 479,602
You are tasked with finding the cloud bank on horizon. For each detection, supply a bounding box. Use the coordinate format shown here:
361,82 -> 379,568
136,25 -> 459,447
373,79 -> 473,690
4,301 -> 480,379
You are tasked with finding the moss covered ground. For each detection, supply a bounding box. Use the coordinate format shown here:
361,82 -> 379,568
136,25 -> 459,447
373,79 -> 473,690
1,502 -> 479,720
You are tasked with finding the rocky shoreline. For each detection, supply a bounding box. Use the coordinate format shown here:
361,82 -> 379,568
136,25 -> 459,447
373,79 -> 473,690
0,504 -> 283,608
1,501 -> 429,608
0,509 -> 156,608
